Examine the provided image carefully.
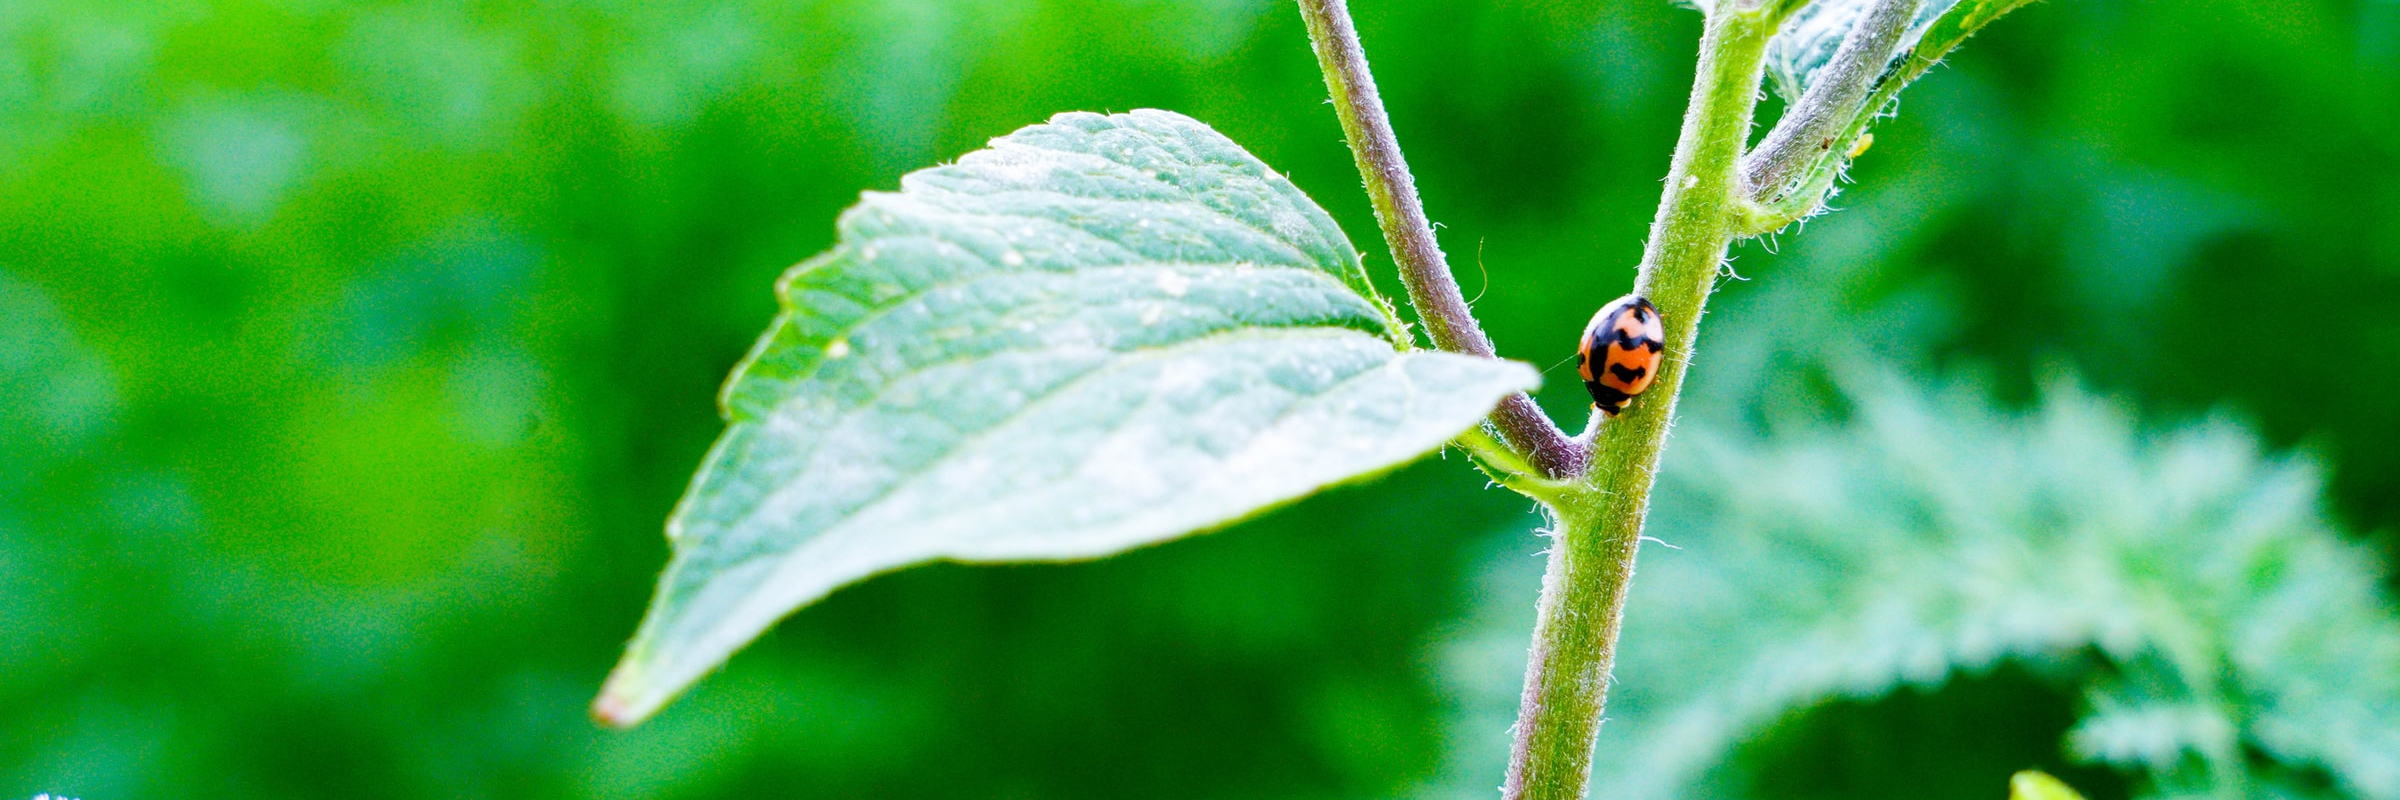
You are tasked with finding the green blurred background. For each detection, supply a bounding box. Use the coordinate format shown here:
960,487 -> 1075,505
6,0 -> 2399,798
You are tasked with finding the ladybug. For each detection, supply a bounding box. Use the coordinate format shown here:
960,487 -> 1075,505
1577,294 -> 1665,416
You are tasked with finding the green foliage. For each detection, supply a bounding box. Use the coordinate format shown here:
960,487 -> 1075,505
598,109 -> 1537,725
1429,363 -> 2400,800
7,0 -> 2400,796
0,274 -> 117,692
0,273 -> 114,470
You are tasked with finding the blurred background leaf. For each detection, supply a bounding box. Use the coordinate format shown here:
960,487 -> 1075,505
4,0 -> 2398,798
1425,355 -> 2400,800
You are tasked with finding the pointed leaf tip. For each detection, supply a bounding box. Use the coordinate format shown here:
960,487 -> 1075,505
589,684 -> 639,729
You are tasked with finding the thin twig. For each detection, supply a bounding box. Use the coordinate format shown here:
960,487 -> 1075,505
1742,0 -> 1919,204
1295,0 -> 1585,479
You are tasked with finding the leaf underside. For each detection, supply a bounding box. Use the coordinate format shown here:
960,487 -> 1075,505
1757,0 -> 2037,203
594,109 -> 1538,726
1767,0 -> 2029,103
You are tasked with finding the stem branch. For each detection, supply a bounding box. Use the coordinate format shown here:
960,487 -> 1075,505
1741,0 -> 1920,220
1296,0 -> 1585,479
1500,7 -> 1777,799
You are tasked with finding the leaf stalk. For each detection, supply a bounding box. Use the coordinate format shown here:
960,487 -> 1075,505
1295,0 -> 1585,479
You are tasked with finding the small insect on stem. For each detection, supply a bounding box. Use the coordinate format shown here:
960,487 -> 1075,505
1576,294 -> 1666,416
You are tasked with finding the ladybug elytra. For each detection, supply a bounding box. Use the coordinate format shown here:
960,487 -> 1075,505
1576,294 -> 1665,416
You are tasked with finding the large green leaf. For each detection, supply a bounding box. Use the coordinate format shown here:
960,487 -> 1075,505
593,109 -> 1539,726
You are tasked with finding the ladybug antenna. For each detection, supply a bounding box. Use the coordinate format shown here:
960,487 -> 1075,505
1540,351 -> 1581,375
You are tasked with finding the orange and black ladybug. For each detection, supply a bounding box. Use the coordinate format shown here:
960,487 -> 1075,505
1577,294 -> 1665,416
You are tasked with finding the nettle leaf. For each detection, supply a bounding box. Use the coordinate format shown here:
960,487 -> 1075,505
1591,371 -> 2400,800
594,109 -> 1538,726
1422,364 -> 2400,800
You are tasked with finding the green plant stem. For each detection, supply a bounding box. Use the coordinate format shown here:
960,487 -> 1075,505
1295,0 -> 1585,479
1499,6 -> 1776,800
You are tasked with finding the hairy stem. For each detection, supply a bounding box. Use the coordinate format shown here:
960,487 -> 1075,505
1742,0 -> 1920,215
1500,7 -> 1776,800
1296,0 -> 1585,479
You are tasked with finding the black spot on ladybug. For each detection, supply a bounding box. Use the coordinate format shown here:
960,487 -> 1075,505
1609,363 -> 1647,382
1611,329 -> 1663,352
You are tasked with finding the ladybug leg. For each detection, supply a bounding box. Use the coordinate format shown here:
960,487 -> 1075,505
1587,381 -> 1631,416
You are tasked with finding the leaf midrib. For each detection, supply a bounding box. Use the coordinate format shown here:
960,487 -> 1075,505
704,326 -> 1405,570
